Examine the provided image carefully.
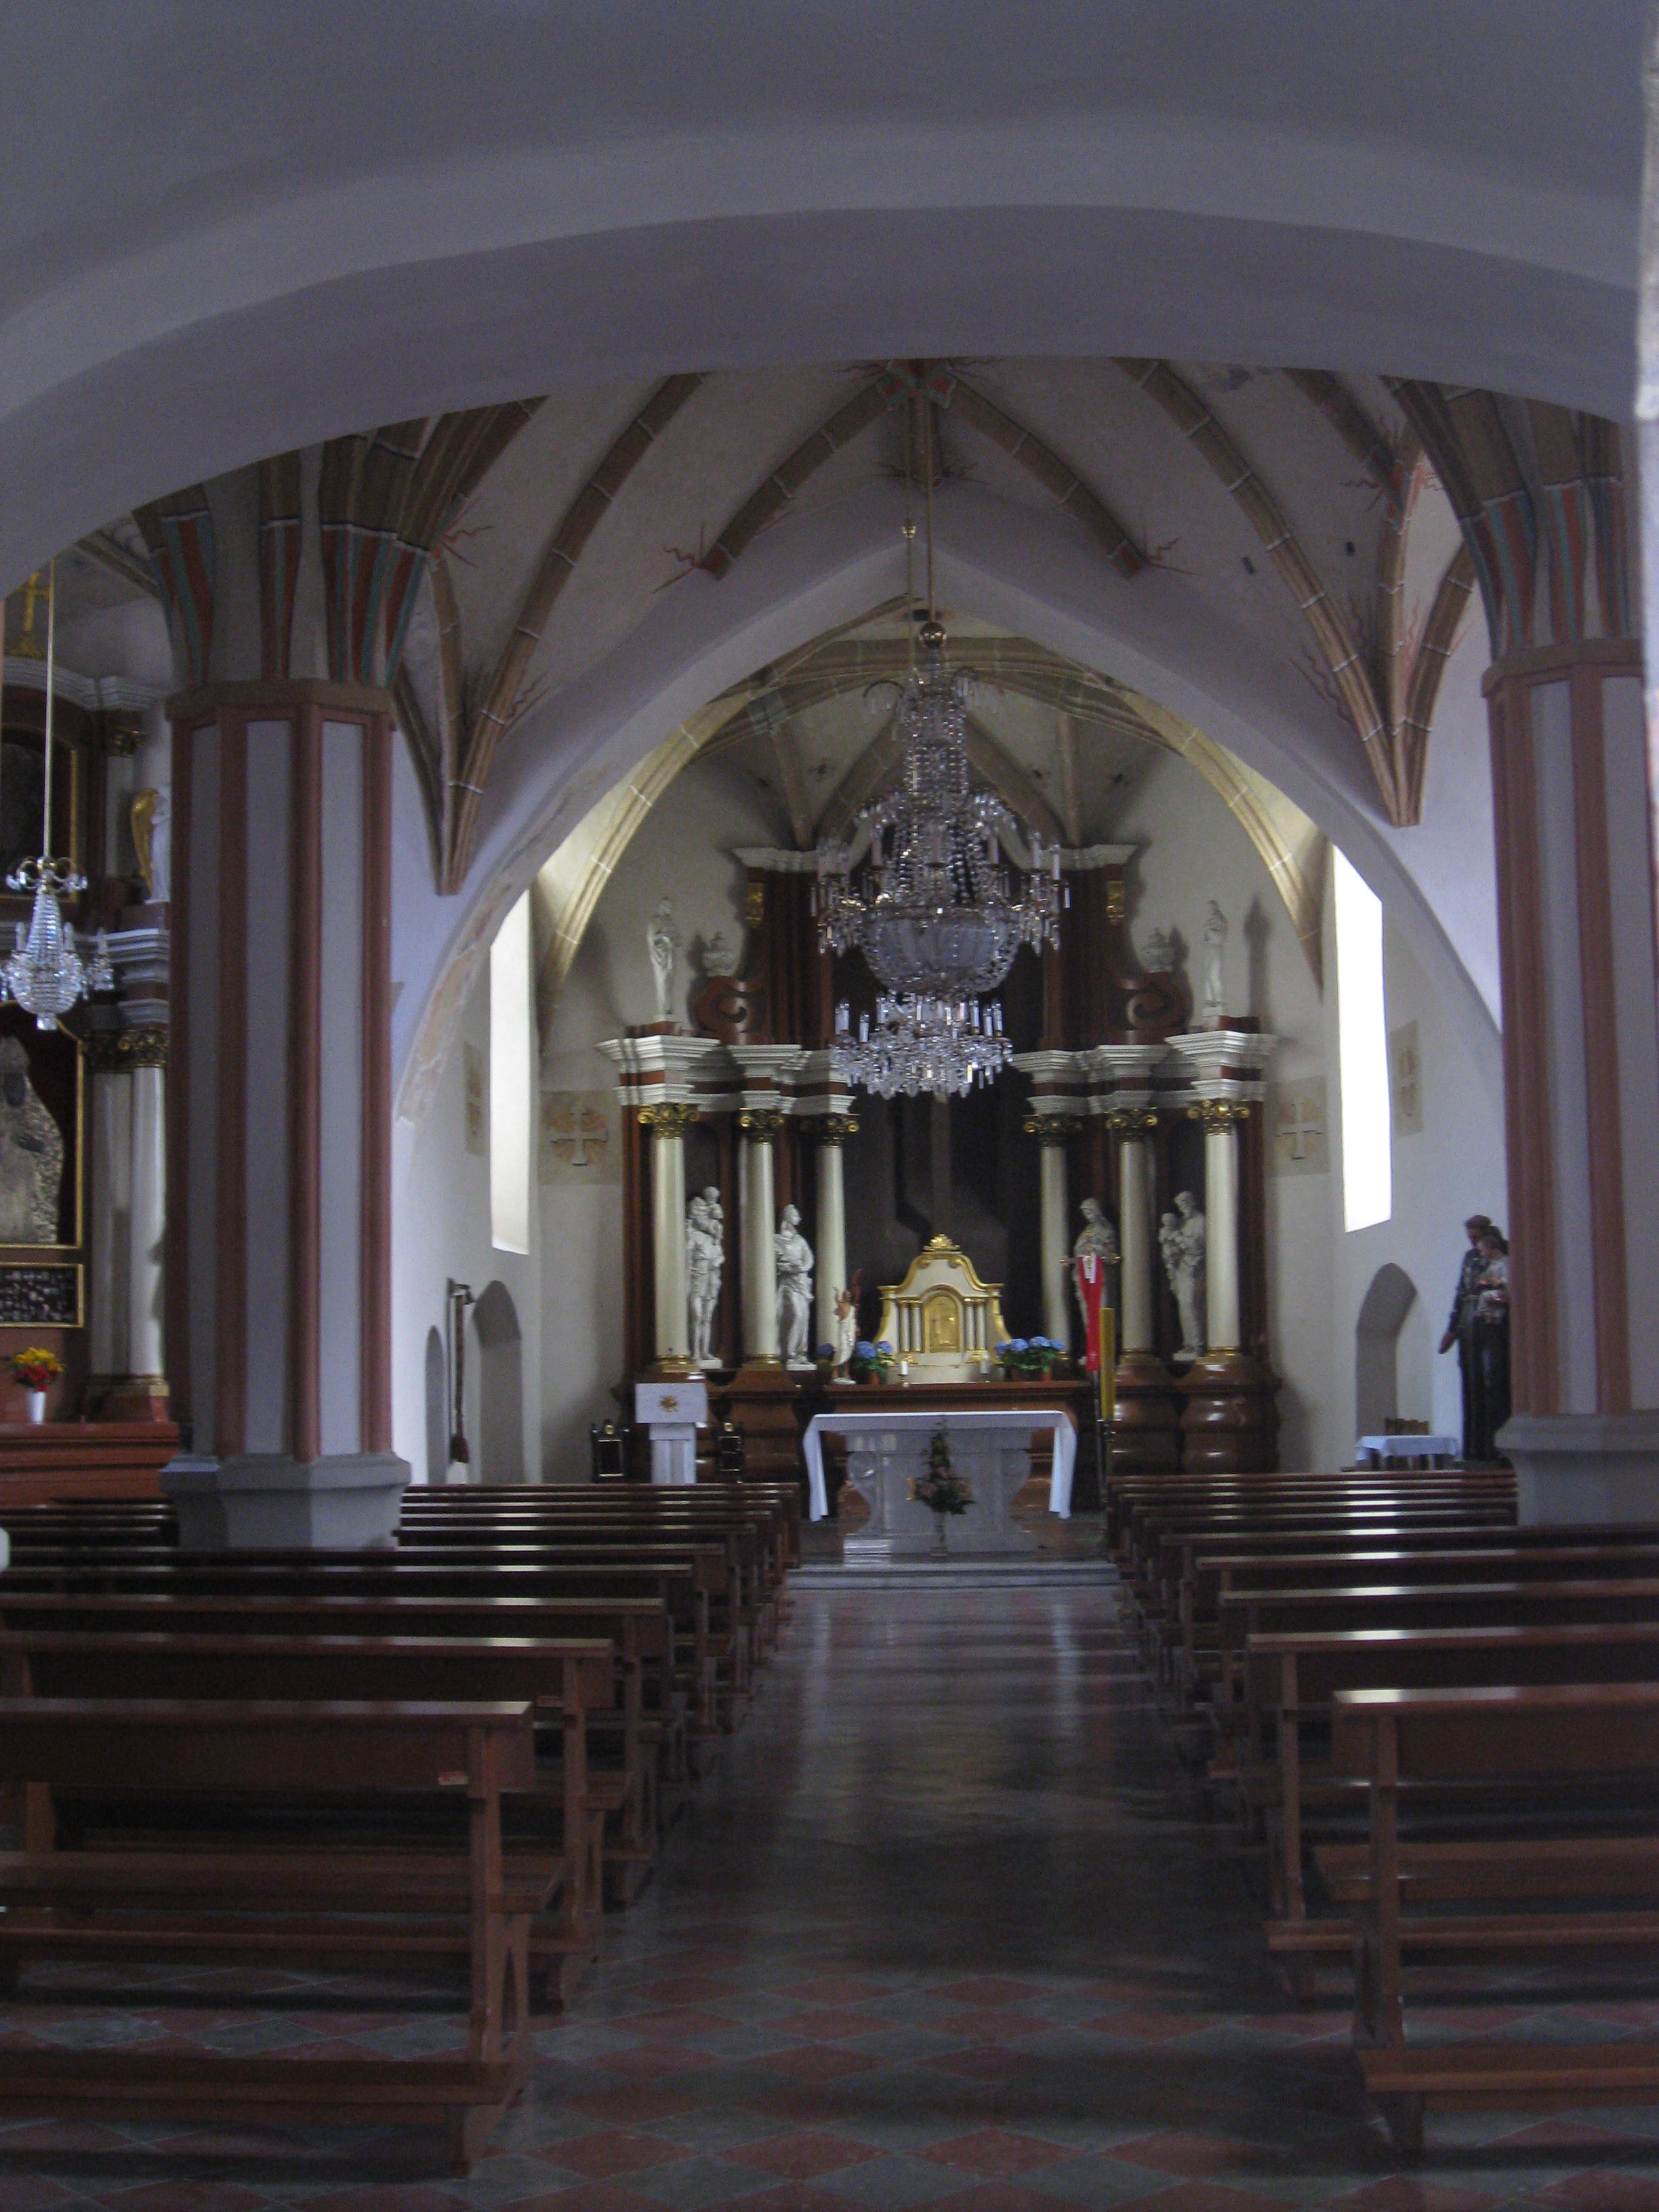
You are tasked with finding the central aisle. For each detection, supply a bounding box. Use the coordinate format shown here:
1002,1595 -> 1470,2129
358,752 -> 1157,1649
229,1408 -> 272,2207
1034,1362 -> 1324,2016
522,1585 -> 1416,2207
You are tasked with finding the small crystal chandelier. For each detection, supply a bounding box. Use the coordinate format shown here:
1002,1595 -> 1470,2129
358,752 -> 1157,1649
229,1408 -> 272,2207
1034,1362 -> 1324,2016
3,560 -> 111,1028
816,399 -> 1063,1098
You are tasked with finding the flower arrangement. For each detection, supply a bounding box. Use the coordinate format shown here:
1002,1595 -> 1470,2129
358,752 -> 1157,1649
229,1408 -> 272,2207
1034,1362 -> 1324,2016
995,1336 -> 1066,1378
12,1347 -> 62,1391
909,1423 -> 973,1515
848,1338 -> 897,1384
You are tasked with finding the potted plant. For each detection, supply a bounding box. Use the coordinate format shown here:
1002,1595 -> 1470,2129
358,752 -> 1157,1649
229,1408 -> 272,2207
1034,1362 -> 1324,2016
909,1423 -> 974,1552
12,1346 -> 62,1424
848,1338 -> 897,1385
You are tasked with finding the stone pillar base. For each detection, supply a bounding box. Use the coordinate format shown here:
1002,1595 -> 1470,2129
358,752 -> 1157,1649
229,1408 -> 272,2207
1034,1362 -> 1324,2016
1179,1351 -> 1279,1472
161,1450 -> 411,1551
1109,1351 -> 1183,1473
1499,1411 -> 1659,1525
99,1374 -> 171,1423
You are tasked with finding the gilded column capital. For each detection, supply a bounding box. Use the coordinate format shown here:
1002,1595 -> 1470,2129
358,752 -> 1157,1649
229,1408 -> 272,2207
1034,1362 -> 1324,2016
638,1101 -> 700,1136
85,1025 -> 169,1075
737,1107 -> 787,1141
1022,1113 -> 1082,1146
805,1113 -> 859,1146
1187,1097 -> 1252,1132
1103,1105 -> 1159,1136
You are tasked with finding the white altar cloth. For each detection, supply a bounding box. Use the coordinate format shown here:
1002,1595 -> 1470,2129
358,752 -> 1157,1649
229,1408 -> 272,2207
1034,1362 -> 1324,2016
802,1407 -> 1077,1523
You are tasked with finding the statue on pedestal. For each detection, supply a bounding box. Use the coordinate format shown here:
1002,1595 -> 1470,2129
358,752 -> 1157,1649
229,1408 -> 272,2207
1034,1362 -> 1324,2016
1160,1190 -> 1207,1359
1071,1197 -> 1119,1327
831,1278 -> 861,1372
1200,902 -> 1229,1025
775,1203 -> 815,1368
647,900 -> 680,1025
686,1186 -> 724,1367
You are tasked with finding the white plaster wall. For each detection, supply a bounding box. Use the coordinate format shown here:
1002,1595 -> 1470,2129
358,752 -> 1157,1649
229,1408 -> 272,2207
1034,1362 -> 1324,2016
1323,897 -> 1508,1462
392,945 -> 544,1484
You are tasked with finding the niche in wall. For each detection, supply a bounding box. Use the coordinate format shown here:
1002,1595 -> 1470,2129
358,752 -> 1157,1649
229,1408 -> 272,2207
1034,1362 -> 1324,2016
472,1279 -> 525,1483
1355,1261 -> 1423,1439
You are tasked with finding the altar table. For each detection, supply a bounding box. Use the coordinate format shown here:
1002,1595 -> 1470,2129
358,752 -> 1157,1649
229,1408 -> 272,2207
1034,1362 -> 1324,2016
801,1406 -> 1077,1532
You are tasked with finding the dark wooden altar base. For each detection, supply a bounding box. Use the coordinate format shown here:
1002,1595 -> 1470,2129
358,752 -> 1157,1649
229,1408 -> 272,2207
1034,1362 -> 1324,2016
1178,1351 -> 1279,1472
1110,1353 -> 1184,1475
0,1422 -> 178,1510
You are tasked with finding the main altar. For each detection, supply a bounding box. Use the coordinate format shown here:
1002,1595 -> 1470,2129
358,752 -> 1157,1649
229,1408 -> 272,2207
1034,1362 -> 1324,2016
599,839 -> 1282,1487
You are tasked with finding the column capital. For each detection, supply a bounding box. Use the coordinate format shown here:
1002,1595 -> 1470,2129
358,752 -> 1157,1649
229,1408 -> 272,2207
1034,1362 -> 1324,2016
1022,1113 -> 1082,1146
737,1107 -> 787,1141
1188,1098 -> 1252,1132
638,1101 -> 700,1136
167,676 -> 394,724
804,1113 -> 860,1145
1103,1105 -> 1159,1136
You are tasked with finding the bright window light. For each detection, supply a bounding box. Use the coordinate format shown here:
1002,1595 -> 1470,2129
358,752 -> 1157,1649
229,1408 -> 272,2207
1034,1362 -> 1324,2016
1334,851 -> 1391,1232
489,891 -> 532,1254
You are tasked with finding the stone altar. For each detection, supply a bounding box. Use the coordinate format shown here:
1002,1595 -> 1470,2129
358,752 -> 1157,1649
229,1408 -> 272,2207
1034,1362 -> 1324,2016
801,1406 -> 1078,1554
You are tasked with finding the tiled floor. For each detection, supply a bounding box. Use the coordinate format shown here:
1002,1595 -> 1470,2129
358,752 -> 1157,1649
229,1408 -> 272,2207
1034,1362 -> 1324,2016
6,1582 -> 1659,2208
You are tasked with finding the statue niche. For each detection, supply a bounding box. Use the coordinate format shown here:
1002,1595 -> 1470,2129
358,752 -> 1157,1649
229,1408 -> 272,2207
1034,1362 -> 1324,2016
922,1290 -> 962,1355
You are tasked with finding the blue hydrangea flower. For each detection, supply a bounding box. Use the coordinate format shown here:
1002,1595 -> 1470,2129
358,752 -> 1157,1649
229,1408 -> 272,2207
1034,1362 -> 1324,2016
874,1340 -> 894,1355
855,1340 -> 876,1360
1007,1338 -> 1029,1353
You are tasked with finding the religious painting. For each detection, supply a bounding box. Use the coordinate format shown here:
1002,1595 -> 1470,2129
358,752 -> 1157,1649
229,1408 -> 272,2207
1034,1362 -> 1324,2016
1389,1021 -> 1424,1136
0,1008 -> 80,1247
540,1089 -> 621,1185
0,1261 -> 81,1326
462,1042 -> 486,1155
1267,1076 -> 1329,1176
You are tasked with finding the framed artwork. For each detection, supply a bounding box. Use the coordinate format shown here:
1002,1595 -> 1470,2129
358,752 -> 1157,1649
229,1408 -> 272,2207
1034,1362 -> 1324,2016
0,1261 -> 81,1326
0,1005 -> 83,1254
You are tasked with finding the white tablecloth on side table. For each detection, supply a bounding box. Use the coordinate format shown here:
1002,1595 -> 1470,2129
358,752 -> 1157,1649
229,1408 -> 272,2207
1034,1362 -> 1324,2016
802,1406 -> 1078,1522
1356,1433 -> 1458,1465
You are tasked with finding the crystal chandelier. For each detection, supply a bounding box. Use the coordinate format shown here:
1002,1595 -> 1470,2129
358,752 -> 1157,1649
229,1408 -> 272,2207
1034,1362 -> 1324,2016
815,397 -> 1064,1097
3,560 -> 111,1028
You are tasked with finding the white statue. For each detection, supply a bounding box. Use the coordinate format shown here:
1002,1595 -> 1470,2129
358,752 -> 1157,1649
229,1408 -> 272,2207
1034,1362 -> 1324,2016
1160,1190 -> 1207,1359
831,1283 -> 859,1372
686,1186 -> 724,1367
647,900 -> 680,1025
701,930 -> 741,977
1071,1197 -> 1119,1332
775,1203 -> 815,1368
0,1036 -> 63,1244
1200,901 -> 1228,1024
131,787 -> 171,902
1142,926 -> 1174,974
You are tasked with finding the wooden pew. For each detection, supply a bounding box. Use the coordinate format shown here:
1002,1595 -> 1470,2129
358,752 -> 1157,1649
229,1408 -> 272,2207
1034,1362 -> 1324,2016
0,1590 -> 679,1898
0,1631 -> 615,1998
1331,1682 -> 1659,2156
0,1697 -> 540,2171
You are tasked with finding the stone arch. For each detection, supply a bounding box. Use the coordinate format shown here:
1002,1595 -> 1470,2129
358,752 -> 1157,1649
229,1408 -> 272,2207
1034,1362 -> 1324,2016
472,1279 -> 525,1485
1355,1262 -> 1423,1441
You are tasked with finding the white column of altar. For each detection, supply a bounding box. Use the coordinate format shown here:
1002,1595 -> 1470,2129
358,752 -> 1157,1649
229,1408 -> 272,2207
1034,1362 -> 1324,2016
1029,1118 -> 1077,1348
128,1059 -> 167,1388
739,1111 -> 781,1362
1199,1103 -> 1245,1352
1116,1114 -> 1158,1353
644,1105 -> 695,1368
809,1115 -> 855,1355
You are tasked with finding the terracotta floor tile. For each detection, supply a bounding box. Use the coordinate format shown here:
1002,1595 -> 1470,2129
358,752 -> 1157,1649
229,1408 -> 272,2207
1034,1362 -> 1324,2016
762,2047 -> 884,2083
917,2130 -> 1073,2177
554,2131 -> 690,2179
723,2131 -> 885,2179
1331,2183 -> 1510,2212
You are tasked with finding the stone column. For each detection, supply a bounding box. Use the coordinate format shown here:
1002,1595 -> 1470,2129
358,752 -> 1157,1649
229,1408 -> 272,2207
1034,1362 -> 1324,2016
1198,1102 -> 1246,1352
738,1109 -> 783,1363
1177,1097 -> 1275,1471
1104,1104 -> 1181,1473
126,1044 -> 167,1402
639,1103 -> 697,1371
161,682 -> 408,1549
1483,646 -> 1659,1519
1024,1115 -> 1078,1349
808,1113 -> 858,1354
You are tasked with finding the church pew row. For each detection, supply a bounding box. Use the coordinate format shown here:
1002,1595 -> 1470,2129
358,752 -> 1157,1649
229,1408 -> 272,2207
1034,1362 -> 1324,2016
1105,1467 -> 1515,1554
1332,1683 -> 1659,2156
0,1591 -> 682,1901
0,1633 -> 617,1998
0,1697 -> 542,2172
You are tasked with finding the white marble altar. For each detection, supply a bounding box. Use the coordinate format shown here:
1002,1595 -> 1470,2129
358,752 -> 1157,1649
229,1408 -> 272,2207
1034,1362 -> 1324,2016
801,1407 -> 1078,1542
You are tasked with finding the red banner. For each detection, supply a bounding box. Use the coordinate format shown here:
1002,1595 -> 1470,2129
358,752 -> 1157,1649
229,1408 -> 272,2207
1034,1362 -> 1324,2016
1076,1252 -> 1106,1374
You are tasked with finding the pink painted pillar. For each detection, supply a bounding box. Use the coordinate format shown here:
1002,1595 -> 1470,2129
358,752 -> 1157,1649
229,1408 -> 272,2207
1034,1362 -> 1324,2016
161,678 -> 405,1547
1486,642 -> 1659,1519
